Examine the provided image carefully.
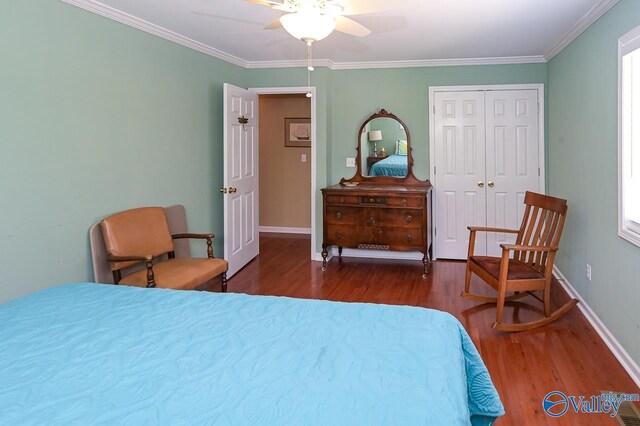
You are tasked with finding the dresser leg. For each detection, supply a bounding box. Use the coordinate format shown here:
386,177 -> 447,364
338,246 -> 343,257
422,254 -> 430,278
321,248 -> 328,271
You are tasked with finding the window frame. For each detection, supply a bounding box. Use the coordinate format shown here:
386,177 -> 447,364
618,25 -> 640,248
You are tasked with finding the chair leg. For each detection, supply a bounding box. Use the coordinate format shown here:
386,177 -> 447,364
221,272 -> 228,293
464,262 -> 472,294
543,280 -> 552,318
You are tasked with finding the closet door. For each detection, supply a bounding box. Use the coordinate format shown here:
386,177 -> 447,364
485,90 -> 540,256
433,91 -> 487,259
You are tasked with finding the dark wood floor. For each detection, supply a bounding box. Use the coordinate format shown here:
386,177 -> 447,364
227,233 -> 639,425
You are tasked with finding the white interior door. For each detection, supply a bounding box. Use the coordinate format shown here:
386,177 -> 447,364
432,87 -> 542,260
433,91 -> 487,259
485,90 -> 540,256
223,83 -> 259,277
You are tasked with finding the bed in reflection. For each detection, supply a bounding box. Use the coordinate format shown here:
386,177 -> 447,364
369,153 -> 409,177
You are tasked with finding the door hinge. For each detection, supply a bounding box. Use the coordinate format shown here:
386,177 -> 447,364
433,105 -> 435,114
538,167 -> 541,177
434,166 -> 436,175
434,227 -> 437,236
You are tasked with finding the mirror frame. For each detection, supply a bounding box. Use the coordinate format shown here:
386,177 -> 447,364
341,109 -> 423,185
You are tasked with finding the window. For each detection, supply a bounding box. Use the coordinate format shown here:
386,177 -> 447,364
619,25 -> 640,247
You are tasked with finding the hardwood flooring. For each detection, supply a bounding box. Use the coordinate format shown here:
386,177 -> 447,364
227,233 -> 639,425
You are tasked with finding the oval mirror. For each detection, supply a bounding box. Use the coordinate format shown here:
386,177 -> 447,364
359,116 -> 409,178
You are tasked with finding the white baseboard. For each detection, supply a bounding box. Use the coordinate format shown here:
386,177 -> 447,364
330,247 -> 423,260
553,266 -> 640,388
259,226 -> 311,235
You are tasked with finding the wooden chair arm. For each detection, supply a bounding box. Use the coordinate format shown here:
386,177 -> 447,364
106,254 -> 154,263
171,233 -> 216,259
500,244 -> 557,252
467,226 -> 520,234
106,255 -> 156,288
171,233 -> 215,240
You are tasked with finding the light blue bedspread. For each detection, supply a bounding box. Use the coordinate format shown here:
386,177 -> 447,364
0,284 -> 504,425
369,154 -> 408,177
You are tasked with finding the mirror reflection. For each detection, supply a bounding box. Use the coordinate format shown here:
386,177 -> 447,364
360,117 -> 409,177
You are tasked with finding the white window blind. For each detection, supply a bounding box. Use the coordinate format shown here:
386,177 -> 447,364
619,25 -> 640,246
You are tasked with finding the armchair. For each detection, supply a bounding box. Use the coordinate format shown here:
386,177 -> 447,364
98,206 -> 228,292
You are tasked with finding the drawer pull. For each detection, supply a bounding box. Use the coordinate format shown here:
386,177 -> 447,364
336,231 -> 342,240
367,217 -> 376,225
406,235 -> 413,242
336,211 -> 342,220
378,230 -> 383,235
405,214 -> 413,223
401,198 -> 407,206
339,196 -> 345,203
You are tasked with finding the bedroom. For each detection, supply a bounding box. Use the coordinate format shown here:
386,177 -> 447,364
1,0 -> 640,424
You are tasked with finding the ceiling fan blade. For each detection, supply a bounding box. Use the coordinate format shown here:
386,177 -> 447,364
335,0 -> 407,16
244,0 -> 292,12
334,16 -> 371,37
263,18 -> 283,30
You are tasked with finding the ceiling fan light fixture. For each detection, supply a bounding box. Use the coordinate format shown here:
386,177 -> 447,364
280,11 -> 336,42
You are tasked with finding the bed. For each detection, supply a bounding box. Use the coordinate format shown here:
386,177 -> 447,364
0,283 -> 504,425
369,154 -> 408,177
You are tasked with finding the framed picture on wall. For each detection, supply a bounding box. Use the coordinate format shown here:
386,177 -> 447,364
285,118 -> 311,147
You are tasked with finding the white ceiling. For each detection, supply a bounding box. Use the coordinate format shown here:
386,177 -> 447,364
67,0 -> 617,67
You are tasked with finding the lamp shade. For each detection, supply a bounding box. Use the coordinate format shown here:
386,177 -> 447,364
280,12 -> 336,42
368,130 -> 383,142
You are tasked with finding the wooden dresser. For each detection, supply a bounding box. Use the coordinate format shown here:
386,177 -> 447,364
321,182 -> 432,277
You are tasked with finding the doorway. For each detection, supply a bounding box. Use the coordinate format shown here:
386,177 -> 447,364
258,94 -> 312,236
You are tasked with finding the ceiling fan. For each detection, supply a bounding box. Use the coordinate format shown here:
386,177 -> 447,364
245,0 -> 407,42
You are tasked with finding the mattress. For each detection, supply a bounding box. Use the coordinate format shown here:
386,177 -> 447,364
369,154 -> 408,177
0,284 -> 504,425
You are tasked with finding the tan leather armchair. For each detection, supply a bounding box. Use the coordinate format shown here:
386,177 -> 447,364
99,207 -> 228,292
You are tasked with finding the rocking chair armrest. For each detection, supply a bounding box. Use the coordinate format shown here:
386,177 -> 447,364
171,233 -> 215,240
499,244 -> 558,252
467,226 -> 520,234
106,254 -> 154,263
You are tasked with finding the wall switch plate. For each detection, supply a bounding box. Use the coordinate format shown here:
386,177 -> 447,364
301,154 -> 307,162
586,264 -> 592,282
346,157 -> 356,167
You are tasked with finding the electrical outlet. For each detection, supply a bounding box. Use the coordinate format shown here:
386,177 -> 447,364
301,154 -> 307,162
346,157 -> 356,168
586,264 -> 592,282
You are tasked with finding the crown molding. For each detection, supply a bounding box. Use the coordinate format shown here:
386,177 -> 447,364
544,0 -> 619,61
245,56 -> 545,70
328,56 -> 546,70
60,0 -> 248,68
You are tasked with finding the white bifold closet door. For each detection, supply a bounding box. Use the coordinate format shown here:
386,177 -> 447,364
433,89 -> 540,259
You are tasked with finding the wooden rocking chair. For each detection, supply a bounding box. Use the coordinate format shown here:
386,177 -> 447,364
461,191 -> 578,331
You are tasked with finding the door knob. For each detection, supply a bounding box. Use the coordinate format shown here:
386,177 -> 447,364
219,187 -> 227,193
478,181 -> 484,187
488,181 -> 495,187
228,187 -> 237,193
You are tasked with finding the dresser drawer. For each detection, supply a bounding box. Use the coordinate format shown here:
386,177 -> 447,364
386,196 -> 424,208
325,206 -> 362,225
325,225 -> 373,246
364,208 -> 423,228
373,227 -> 424,249
325,195 -> 359,205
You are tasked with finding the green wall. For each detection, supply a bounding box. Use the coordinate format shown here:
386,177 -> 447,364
0,1 -> 246,302
247,64 -> 547,254
547,0 -> 640,365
